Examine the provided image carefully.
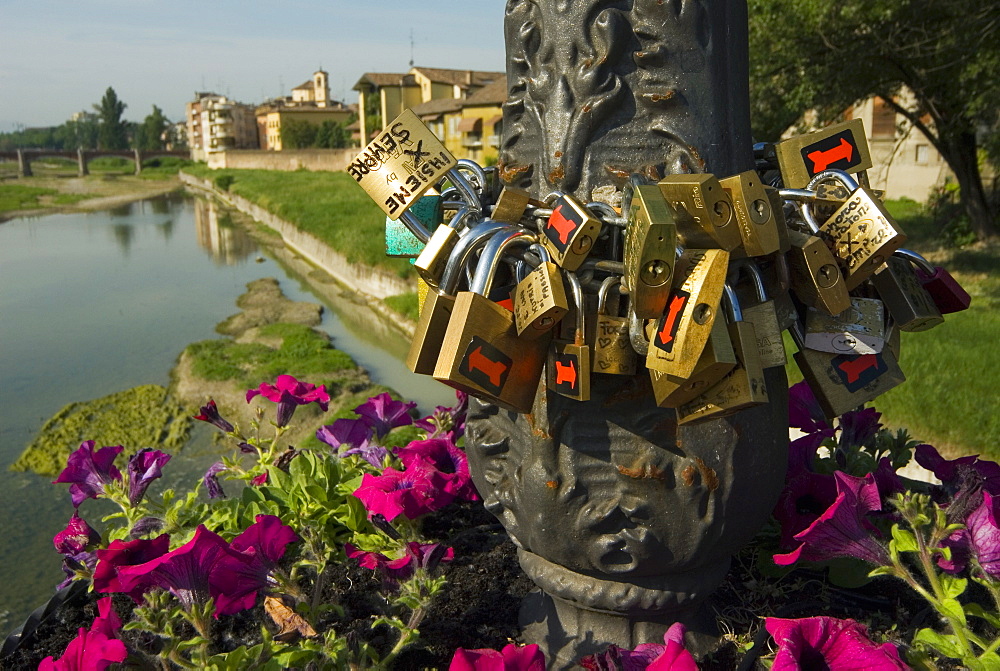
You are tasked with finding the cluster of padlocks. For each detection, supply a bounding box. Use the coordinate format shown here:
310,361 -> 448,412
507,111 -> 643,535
348,111 -> 970,420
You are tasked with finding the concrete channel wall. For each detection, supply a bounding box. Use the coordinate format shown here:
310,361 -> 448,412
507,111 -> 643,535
179,172 -> 416,329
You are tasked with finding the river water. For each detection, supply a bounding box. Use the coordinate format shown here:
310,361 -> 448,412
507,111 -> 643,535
0,192 -> 454,632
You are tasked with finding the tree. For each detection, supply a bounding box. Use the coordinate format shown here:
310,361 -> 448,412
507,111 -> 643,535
749,0 -> 999,241
280,119 -> 317,149
58,112 -> 100,150
135,105 -> 169,150
314,120 -> 350,149
95,87 -> 129,150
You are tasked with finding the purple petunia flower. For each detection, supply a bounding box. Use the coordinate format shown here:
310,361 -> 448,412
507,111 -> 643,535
774,471 -> 891,567
838,407 -> 883,451
38,625 -> 128,671
246,374 -> 330,427
774,468 -> 839,552
915,444 -> 1000,495
415,391 -> 469,441
57,551 -> 98,591
194,399 -> 235,433
211,515 -> 298,616
53,440 -> 124,508
345,541 -> 454,583
316,418 -> 388,467
396,438 -> 480,502
53,512 -> 101,557
449,643 -> 546,671
93,534 -> 171,602
354,392 -> 416,439
202,461 -> 228,500
940,490 -> 1000,577
114,525 -> 257,615
766,616 -> 909,670
353,467 -> 444,521
126,448 -> 171,507
579,622 -> 697,671
788,381 -> 834,436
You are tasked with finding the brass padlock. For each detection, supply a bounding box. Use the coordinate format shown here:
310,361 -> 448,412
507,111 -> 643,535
539,192 -> 602,271
650,316 -> 736,408
623,183 -> 678,318
786,227 -> 852,316
772,118 -> 873,189
803,297 -> 886,355
434,226 -> 548,413
735,261 -> 787,368
765,185 -> 792,254
803,170 -> 908,290
492,186 -> 532,224
548,272 -> 591,401
407,220 -> 507,374
414,207 -> 477,288
593,277 -> 637,376
513,243 -> 569,339
720,171 -> 781,257
791,321 -> 905,419
658,174 -> 742,251
870,253 -> 944,332
676,284 -> 769,424
646,248 -> 730,379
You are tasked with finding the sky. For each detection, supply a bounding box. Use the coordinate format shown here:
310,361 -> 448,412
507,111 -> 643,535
0,1 -> 507,133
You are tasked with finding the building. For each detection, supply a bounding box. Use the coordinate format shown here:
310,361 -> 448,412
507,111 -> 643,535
353,66 -> 505,145
186,92 -> 258,161
255,70 -> 354,151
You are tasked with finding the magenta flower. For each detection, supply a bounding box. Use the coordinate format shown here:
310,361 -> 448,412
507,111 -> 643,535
354,392 -> 416,438
246,374 -> 330,427
212,515 -> 298,615
579,622 -> 697,670
90,596 -> 122,639
53,512 -> 100,556
396,438 -> 480,502
93,534 -> 171,601
126,448 -> 171,506
194,399 -> 235,433
202,461 -> 228,500
251,472 -> 269,486
353,467 -> 445,521
788,381 -> 834,436
941,490 -> 1000,577
766,616 -> 908,670
774,472 -> 891,567
345,541 -> 454,583
416,391 -> 469,441
230,514 -> 299,564
316,418 -> 388,467
449,643 -> 546,671
838,407 -> 883,450
53,440 -> 124,508
114,525 -> 257,615
37,625 -> 128,671
915,444 -> 1000,494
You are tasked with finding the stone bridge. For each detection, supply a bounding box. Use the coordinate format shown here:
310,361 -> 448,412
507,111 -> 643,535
0,149 -> 188,177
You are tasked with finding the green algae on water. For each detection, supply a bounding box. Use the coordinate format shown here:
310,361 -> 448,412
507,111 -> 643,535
11,384 -> 191,477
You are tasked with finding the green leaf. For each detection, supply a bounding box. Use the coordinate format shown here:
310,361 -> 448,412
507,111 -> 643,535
891,525 -> 919,553
827,556 -> 875,588
964,603 -> 1000,628
940,574 -> 968,600
937,598 -> 968,627
913,627 -> 963,659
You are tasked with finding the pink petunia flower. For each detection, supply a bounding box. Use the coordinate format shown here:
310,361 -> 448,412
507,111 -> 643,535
93,534 -> 172,602
213,515 -> 299,615
345,541 -> 454,583
37,626 -> 128,671
53,512 -> 101,557
766,616 -> 909,670
246,374 -> 330,427
52,440 -> 123,508
90,597 -> 122,639
579,623 -> 697,671
354,392 -> 416,439
774,472 -> 891,567
396,438 -> 480,502
353,467 -> 445,521
193,399 -> 234,433
449,643 -> 546,671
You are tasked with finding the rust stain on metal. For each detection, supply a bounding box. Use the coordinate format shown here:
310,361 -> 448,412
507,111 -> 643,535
582,103 -> 592,113
618,462 -> 667,480
499,162 -> 531,183
525,413 -> 551,439
583,58 -> 593,68
643,164 -> 663,181
554,151 -> 563,158
681,466 -> 697,486
549,164 -> 565,184
641,91 -> 677,104
604,165 -> 631,178
695,457 -> 719,492
546,480 -> 559,489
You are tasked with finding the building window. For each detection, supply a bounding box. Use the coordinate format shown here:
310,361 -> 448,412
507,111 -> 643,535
871,98 -> 896,139
915,144 -> 929,164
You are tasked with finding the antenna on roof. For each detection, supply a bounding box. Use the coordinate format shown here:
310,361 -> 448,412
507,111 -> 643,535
409,29 -> 415,67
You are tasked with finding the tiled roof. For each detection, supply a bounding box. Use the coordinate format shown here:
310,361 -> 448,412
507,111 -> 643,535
292,80 -> 314,91
463,78 -> 508,106
411,67 -> 505,89
353,72 -> 409,89
409,98 -> 464,116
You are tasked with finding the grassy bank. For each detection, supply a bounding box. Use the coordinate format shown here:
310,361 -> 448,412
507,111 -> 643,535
182,164 -> 413,280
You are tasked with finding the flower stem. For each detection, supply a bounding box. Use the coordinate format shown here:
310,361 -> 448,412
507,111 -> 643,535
914,524 -> 975,658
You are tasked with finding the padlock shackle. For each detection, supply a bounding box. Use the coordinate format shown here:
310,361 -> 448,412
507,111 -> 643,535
797,200 -> 822,234
894,248 -> 935,275
777,188 -> 818,202
586,201 -> 625,228
526,242 -> 552,267
732,259 -> 769,302
454,159 -> 488,195
628,307 -> 650,356
807,169 -> 859,193
447,206 -> 476,232
722,283 -> 743,323
470,226 -> 537,296
444,166 -> 483,214
398,210 -> 431,244
565,271 -> 586,345
597,276 -> 622,314
440,219 -> 508,295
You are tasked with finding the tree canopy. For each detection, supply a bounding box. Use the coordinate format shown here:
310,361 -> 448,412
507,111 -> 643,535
749,0 -> 999,240
135,105 -> 169,150
96,87 -> 129,150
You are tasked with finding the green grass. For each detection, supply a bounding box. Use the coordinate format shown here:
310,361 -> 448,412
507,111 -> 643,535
784,199 -> 1000,460
383,292 -> 420,322
140,156 -> 193,179
182,165 -> 413,279
0,184 -> 57,210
